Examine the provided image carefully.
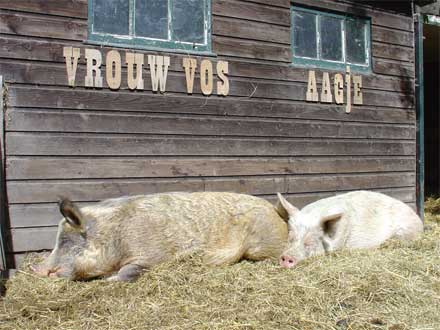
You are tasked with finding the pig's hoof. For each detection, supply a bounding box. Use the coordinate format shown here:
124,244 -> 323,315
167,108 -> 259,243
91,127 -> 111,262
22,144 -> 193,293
106,275 -> 120,282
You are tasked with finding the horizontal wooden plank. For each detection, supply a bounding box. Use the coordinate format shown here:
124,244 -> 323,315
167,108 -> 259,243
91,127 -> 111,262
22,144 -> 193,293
0,58 -> 415,96
7,86 -> 416,124
0,11 -> 293,46
8,187 -> 416,229
373,59 -> 415,78
7,171 -> 415,204
230,61 -> 414,92
0,10 -> 86,41
372,42 -> 414,62
10,227 -> 58,252
7,109 -> 416,140
0,34 -> 281,69
213,0 -> 290,26
0,61 -> 414,108
291,0 -> 413,32
6,132 -> 417,157
6,156 -> 416,180
372,26 -> 414,47
213,36 -> 291,62
0,0 -> 87,19
213,16 -> 290,44
241,0 -> 290,8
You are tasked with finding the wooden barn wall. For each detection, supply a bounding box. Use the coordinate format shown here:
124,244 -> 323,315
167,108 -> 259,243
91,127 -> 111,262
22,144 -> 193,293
0,0 -> 416,266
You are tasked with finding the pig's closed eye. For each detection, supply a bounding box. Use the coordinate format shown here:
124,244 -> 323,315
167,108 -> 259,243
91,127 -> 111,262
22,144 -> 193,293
303,236 -> 314,248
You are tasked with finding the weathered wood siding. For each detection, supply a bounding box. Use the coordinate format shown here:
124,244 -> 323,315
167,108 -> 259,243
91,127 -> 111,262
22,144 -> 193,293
0,0 -> 416,265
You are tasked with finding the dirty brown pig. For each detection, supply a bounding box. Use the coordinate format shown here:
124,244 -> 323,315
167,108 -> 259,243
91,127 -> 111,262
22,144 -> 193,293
32,192 -> 288,281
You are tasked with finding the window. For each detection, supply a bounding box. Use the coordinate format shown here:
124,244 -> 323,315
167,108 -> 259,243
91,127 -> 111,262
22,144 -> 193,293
291,7 -> 371,72
88,0 -> 211,53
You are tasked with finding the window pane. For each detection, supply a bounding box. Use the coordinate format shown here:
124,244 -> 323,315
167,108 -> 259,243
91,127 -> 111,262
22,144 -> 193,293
320,16 -> 343,61
293,11 -> 317,58
93,0 -> 129,35
135,0 -> 168,39
172,0 -> 205,44
346,19 -> 367,64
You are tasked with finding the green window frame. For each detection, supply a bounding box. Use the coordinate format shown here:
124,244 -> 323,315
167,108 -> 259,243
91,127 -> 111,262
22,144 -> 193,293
291,6 -> 371,73
88,0 -> 212,54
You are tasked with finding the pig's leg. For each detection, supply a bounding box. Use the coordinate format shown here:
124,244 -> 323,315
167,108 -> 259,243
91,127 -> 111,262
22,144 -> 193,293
106,264 -> 146,282
204,245 -> 245,266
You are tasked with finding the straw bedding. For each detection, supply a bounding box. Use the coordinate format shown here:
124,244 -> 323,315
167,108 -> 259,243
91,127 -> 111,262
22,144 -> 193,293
1,207 -> 439,330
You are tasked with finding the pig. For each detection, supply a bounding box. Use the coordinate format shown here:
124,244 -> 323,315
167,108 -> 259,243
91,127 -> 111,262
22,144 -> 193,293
276,190 -> 423,268
32,192 -> 288,281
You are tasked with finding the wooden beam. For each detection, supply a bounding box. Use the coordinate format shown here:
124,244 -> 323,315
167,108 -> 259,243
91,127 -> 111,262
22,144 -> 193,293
0,75 -> 7,270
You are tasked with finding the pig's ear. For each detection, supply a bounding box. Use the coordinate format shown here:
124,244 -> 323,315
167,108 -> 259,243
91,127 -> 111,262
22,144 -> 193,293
58,197 -> 84,230
276,193 -> 299,220
320,207 -> 344,240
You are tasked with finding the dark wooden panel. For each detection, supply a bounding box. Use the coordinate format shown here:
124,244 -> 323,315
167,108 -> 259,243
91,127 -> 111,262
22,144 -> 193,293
6,132 -> 416,157
0,58 -> 415,97
0,10 -> 86,41
291,0 -> 413,31
264,188 -> 416,209
213,0 -> 290,26
7,172 -> 415,204
213,36 -> 291,62
228,61 -> 414,92
372,42 -> 414,62
0,12 -> 293,52
0,0 -> 87,19
241,0 -> 290,8
10,227 -> 58,252
0,35 -> 71,62
6,156 -> 415,180
372,26 -> 414,47
0,60 -> 414,107
7,87 -> 416,124
213,16 -> 290,44
373,59 -> 415,78
8,187 -> 416,228
7,110 -> 415,140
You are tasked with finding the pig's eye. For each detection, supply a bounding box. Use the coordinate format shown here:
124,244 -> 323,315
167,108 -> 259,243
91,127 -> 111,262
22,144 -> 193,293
303,236 -> 314,249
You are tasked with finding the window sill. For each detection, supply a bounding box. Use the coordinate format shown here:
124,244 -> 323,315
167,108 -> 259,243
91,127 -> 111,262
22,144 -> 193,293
291,58 -> 372,75
85,37 -> 217,58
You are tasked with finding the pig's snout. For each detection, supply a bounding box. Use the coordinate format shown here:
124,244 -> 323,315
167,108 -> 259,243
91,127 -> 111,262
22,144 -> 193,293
279,255 -> 297,268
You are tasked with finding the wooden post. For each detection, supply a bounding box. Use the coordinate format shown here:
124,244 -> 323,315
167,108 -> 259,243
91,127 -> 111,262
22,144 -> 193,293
415,13 -> 425,220
345,66 -> 352,113
0,75 -> 7,272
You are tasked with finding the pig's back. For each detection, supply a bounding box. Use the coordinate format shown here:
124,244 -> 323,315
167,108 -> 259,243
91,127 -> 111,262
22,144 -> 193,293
345,191 -> 423,245
84,192 -> 285,260
303,191 -> 423,248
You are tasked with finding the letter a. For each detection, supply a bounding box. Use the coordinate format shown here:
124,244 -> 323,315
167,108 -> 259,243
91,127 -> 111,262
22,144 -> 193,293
306,70 -> 318,102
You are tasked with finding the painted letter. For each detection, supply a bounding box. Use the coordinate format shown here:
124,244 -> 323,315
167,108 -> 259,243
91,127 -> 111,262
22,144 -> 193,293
148,55 -> 170,93
306,71 -> 318,102
200,60 -> 213,96
353,75 -> 363,105
85,49 -> 103,88
106,50 -> 122,90
126,53 -> 144,90
182,58 -> 197,94
216,61 -> 229,96
320,72 -> 332,103
63,46 -> 80,87
334,73 -> 344,105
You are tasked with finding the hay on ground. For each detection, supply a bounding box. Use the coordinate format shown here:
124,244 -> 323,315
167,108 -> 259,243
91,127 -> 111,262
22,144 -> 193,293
0,214 -> 439,330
